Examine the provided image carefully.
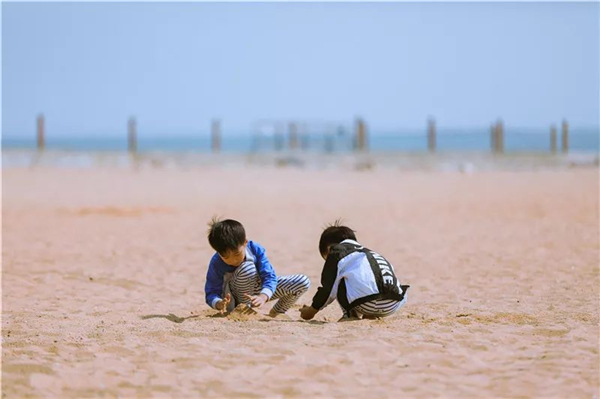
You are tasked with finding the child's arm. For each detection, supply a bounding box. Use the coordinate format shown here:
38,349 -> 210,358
301,254 -> 340,320
311,255 -> 339,310
205,255 -> 227,310
248,241 -> 277,300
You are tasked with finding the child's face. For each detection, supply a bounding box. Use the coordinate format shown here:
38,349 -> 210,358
219,242 -> 247,266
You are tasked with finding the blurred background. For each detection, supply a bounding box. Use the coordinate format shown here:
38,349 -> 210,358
2,2 -> 599,159
3,4 -> 600,398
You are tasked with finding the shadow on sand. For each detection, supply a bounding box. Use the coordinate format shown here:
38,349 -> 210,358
141,313 -> 200,323
141,312 -> 328,324
257,318 -> 327,325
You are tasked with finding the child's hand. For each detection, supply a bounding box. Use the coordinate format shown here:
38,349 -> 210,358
215,293 -> 231,314
299,305 -> 318,320
244,293 -> 268,308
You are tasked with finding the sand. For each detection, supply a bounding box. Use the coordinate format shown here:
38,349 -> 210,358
2,166 -> 599,397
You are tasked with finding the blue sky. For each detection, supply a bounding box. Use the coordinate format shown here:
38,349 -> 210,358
2,2 -> 599,137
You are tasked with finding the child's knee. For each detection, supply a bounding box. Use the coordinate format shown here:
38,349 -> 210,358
231,263 -> 259,292
233,262 -> 257,279
298,275 -> 310,294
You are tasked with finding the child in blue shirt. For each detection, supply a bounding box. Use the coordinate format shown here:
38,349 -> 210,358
205,218 -> 310,316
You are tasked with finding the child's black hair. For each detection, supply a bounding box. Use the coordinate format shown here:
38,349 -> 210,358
319,220 -> 357,256
207,218 -> 247,255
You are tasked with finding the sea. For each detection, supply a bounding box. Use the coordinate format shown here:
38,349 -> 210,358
2,128 -> 599,153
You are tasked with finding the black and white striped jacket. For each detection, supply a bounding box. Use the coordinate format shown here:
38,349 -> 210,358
311,239 -> 409,312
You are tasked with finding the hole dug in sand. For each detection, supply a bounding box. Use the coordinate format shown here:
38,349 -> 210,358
227,304 -> 267,321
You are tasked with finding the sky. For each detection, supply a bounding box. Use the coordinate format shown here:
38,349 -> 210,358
2,2 -> 599,137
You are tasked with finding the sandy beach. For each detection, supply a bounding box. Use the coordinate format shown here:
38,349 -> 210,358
2,165 -> 598,397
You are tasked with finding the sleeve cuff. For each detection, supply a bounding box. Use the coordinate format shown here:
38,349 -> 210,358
260,288 -> 273,300
210,297 -> 222,309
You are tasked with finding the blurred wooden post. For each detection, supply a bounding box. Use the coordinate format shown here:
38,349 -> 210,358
211,119 -> 221,153
561,119 -> 569,153
495,119 -> 504,153
128,117 -> 137,153
36,114 -> 45,151
498,120 -> 505,153
550,124 -> 557,153
490,123 -> 496,153
427,117 -> 436,153
356,118 -> 367,151
360,119 -> 367,151
289,122 -> 298,150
